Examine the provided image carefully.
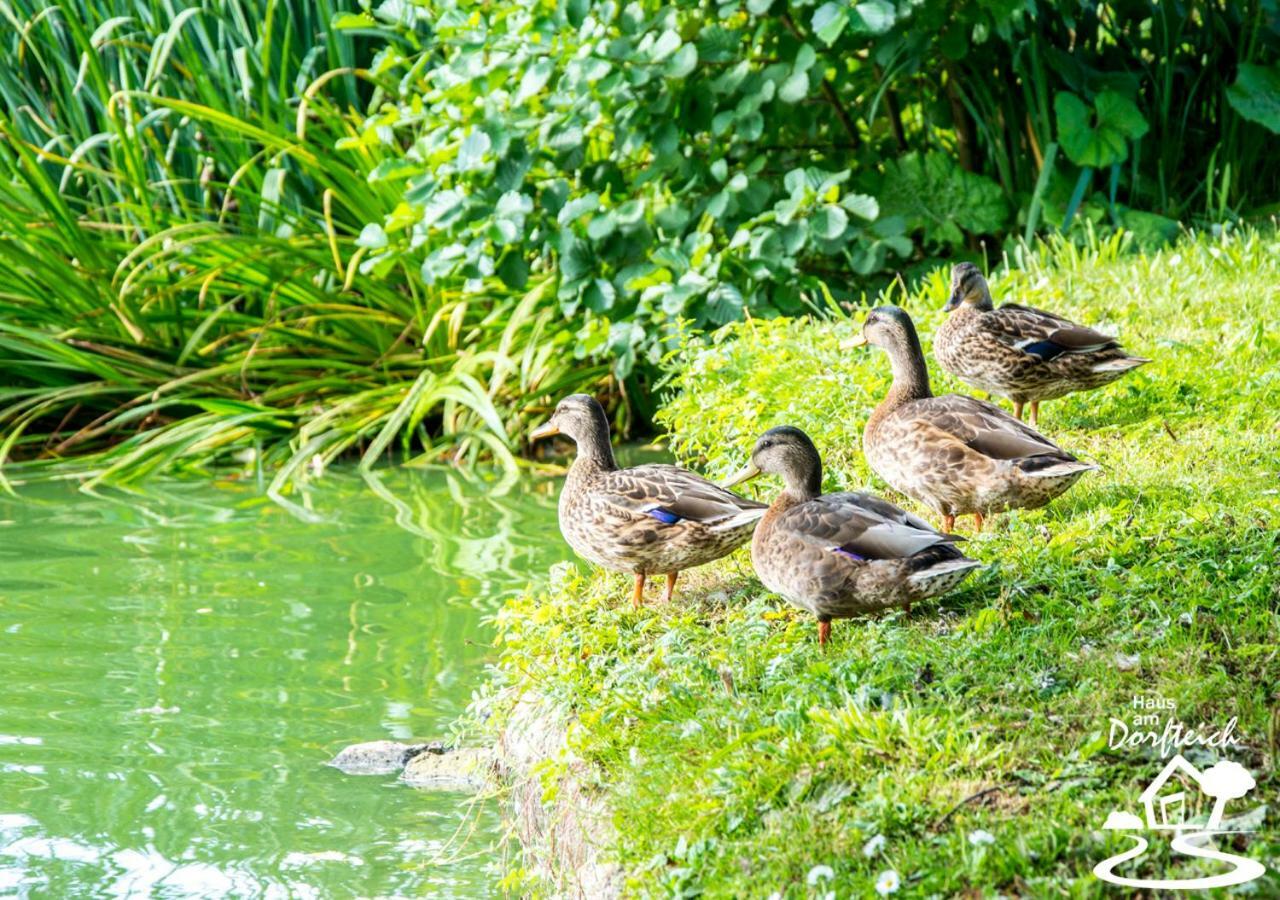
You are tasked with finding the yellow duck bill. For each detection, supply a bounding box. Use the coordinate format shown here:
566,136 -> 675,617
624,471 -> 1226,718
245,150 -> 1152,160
529,422 -> 561,441
839,333 -> 867,349
720,462 -> 761,489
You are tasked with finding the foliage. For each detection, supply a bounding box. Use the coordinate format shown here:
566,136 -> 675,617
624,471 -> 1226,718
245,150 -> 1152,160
0,0 -> 612,488
346,0 -> 1280,371
482,227 -> 1280,895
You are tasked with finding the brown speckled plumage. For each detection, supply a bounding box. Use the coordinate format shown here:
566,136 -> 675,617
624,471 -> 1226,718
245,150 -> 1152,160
726,427 -> 980,644
857,306 -> 1096,528
532,395 -> 764,604
936,263 -> 1149,423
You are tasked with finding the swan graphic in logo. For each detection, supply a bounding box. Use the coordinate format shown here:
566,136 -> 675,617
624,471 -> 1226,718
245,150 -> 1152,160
1093,754 -> 1267,889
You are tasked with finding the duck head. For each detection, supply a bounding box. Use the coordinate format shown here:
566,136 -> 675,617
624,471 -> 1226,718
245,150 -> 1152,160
530,394 -> 615,465
944,262 -> 994,312
723,425 -> 823,500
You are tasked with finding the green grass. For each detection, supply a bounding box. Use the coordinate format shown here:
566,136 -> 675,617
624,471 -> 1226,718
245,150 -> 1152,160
479,227 -> 1280,896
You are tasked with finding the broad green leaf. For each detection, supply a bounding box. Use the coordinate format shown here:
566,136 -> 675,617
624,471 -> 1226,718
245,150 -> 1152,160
811,205 -> 848,240
457,130 -> 492,170
357,223 -> 387,249
1055,91 -> 1147,167
651,30 -> 682,63
517,58 -> 554,104
812,3 -> 849,46
840,193 -> 879,220
665,44 -> 698,79
779,71 -> 809,104
849,0 -> 895,34
1227,64 -> 1280,134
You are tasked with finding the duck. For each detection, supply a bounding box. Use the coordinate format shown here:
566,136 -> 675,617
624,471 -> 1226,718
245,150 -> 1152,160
846,306 -> 1097,532
935,262 -> 1150,425
722,426 -> 981,646
530,394 -> 765,607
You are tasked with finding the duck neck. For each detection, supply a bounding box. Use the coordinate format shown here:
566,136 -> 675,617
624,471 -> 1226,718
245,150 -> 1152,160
567,418 -> 617,477
883,329 -> 933,406
780,459 -> 822,503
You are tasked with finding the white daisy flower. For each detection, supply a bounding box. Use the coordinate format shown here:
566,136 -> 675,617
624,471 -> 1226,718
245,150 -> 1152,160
862,834 -> 886,857
806,864 -> 835,885
875,869 -> 900,895
969,829 -> 996,846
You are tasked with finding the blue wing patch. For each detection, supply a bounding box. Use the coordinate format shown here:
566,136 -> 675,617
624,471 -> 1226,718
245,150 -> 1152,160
646,507 -> 682,525
831,546 -> 867,562
1020,339 -> 1067,361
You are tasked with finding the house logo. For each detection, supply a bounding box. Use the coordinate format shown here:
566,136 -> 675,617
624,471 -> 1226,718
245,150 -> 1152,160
1093,753 -> 1267,889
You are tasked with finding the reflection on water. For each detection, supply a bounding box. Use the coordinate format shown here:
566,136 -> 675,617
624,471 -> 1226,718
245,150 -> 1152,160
0,468 -> 568,898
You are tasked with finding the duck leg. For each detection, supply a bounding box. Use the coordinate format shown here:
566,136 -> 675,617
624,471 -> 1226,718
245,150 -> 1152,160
1029,401 -> 1040,427
662,572 -> 678,603
817,619 -> 832,647
631,573 -> 646,609
973,512 -> 985,532
1012,401 -> 1024,421
942,514 -> 956,533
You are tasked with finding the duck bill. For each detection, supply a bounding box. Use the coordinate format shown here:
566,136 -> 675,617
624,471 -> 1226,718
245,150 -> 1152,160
943,291 -> 962,312
529,422 -> 561,441
721,462 -> 761,489
839,333 -> 867,350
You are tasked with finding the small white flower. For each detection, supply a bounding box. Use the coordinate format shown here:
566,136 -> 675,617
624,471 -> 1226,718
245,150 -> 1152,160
806,864 -> 834,885
875,869 -> 900,895
968,829 -> 996,846
862,834 -> 886,857
628,746 -> 643,767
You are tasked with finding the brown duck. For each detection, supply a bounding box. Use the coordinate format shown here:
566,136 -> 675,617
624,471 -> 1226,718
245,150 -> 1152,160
531,394 -> 765,607
936,263 -> 1149,425
723,426 -> 980,646
847,306 -> 1097,532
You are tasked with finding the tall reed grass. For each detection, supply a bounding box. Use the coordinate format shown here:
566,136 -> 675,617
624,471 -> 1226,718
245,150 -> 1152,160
0,0 -> 610,490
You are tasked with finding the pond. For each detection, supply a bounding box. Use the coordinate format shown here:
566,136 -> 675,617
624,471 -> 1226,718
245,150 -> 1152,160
0,468 -> 568,898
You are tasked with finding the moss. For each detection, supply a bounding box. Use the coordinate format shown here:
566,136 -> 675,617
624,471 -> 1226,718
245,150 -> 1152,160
480,228 -> 1280,897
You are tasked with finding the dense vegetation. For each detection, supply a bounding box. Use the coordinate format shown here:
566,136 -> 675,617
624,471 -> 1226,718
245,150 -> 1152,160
2,0 -> 1279,485
481,228 -> 1280,895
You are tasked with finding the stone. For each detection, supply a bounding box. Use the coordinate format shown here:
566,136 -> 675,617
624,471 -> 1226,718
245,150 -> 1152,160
400,746 -> 494,791
328,740 -> 443,775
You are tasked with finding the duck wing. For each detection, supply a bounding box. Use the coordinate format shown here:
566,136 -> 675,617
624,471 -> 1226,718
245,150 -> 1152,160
988,303 -> 1119,361
596,464 -> 766,528
909,395 -> 1068,460
775,491 -> 959,562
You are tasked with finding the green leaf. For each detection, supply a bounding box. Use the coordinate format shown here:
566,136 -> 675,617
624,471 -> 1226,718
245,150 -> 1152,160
517,58 -> 554,104
558,192 -> 600,226
746,0 -> 774,14
876,151 -> 1007,249
651,30 -> 682,63
778,71 -> 808,104
1227,64 -> 1280,134
811,204 -> 848,240
849,0 -> 895,34
665,44 -> 698,79
811,3 -> 849,46
457,130 -> 491,171
794,44 -> 817,74
1055,91 -> 1148,168
840,193 -> 879,220
357,223 -> 387,249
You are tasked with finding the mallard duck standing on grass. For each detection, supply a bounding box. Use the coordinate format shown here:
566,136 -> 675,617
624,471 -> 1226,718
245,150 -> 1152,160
936,263 -> 1150,425
531,394 -> 765,607
723,426 -> 980,646
847,306 -> 1096,533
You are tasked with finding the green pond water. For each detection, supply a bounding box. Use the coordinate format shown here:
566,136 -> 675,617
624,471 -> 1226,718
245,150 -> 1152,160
0,468 -> 568,898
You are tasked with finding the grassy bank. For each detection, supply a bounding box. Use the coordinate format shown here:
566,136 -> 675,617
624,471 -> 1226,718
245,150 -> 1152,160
481,228 -> 1280,896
